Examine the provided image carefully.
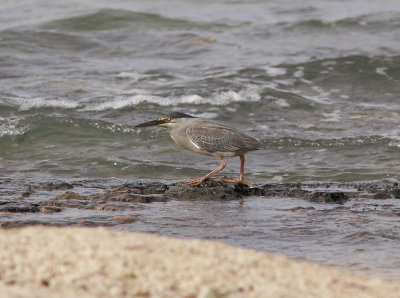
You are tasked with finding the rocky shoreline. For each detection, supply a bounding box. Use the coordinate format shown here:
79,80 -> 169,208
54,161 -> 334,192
1,180 -> 400,296
1,180 -> 400,217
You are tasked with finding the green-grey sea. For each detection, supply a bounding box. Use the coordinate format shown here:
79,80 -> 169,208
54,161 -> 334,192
1,0 -> 400,281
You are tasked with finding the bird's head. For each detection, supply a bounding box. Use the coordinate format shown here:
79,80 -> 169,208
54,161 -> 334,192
135,112 -> 196,129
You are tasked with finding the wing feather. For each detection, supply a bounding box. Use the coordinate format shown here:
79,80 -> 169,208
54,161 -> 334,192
186,121 -> 263,154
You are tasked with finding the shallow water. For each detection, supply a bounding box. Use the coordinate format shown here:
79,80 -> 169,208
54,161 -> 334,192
1,0 -> 400,281
1,178 -> 400,281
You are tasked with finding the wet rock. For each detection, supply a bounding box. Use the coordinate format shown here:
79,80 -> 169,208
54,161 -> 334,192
391,188 -> 400,199
90,192 -> 167,203
52,191 -> 84,200
166,180 -> 248,200
113,182 -> 169,195
23,180 -> 400,207
35,182 -> 74,191
89,193 -> 136,202
308,191 -> 348,204
373,192 -> 391,200
21,190 -> 32,198
38,206 -> 63,213
114,216 -> 138,224
96,204 -> 119,211
287,206 -> 316,212
128,195 -> 167,203
0,220 -> 46,228
261,183 -> 309,198
48,188 -> 168,206
356,182 -> 397,198
44,181 -> 353,203
0,222 -> 14,228
0,201 -> 40,213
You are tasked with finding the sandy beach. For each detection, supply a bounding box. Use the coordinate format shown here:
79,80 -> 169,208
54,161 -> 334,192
0,226 -> 399,298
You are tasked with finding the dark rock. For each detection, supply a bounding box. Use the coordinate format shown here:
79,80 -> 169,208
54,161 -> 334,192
38,206 -> 63,213
96,204 -> 119,211
114,216 -> 138,224
90,192 -> 167,203
308,191 -> 348,204
166,180 -> 245,200
392,189 -> 400,199
286,188 -> 310,198
23,179 -> 400,207
373,192 -> 391,200
130,195 -> 167,203
52,191 -> 84,200
35,182 -> 74,191
0,201 -> 40,213
261,183 -> 309,198
289,206 -> 315,212
21,190 -> 32,198
48,188 -> 167,205
114,182 -> 169,195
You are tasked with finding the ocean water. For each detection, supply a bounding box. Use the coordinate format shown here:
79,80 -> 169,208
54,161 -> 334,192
1,0 -> 400,280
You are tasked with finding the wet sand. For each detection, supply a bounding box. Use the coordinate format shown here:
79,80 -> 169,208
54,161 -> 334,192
0,226 -> 399,298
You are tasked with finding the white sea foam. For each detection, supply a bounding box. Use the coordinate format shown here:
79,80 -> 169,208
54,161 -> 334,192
376,67 -> 388,76
265,95 -> 290,108
301,93 -> 333,105
1,97 -> 79,111
192,112 -> 219,119
383,127 -> 400,148
115,72 -> 148,81
2,86 -> 262,112
357,102 -> 400,111
264,66 -> 287,77
274,98 -> 290,108
81,95 -> 160,111
321,110 -> 341,123
0,119 -> 26,137
294,70 -> 304,78
81,86 -> 262,111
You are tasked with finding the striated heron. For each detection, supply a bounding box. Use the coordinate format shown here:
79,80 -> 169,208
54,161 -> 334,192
135,112 -> 263,187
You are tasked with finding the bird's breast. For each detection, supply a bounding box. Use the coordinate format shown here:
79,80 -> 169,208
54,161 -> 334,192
169,127 -> 210,156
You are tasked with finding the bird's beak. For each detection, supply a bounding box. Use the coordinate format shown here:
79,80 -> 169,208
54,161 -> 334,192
135,119 -> 164,128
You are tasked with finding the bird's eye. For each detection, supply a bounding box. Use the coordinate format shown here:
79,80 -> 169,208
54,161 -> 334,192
158,116 -> 171,122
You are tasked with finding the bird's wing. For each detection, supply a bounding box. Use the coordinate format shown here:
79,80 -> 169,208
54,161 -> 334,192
186,121 -> 263,153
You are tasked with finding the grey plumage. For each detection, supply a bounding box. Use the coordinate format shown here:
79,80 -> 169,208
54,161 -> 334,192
187,121 -> 263,156
135,112 -> 263,186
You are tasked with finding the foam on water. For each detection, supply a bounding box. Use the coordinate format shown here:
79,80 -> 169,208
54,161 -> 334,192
321,110 -> 341,123
265,96 -> 291,108
0,118 -> 26,137
0,85 -> 262,113
357,102 -> 400,111
264,66 -> 287,77
1,97 -> 80,111
81,85 -> 262,111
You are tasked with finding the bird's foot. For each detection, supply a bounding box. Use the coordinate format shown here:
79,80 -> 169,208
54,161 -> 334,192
184,178 -> 207,186
184,177 -> 222,187
220,178 -> 255,187
185,177 -> 254,187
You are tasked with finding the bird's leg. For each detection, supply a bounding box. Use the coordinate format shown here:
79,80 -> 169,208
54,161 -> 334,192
221,155 -> 255,187
186,158 -> 226,186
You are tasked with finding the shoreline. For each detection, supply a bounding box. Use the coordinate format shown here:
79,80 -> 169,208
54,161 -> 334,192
2,180 -> 400,217
0,226 -> 399,297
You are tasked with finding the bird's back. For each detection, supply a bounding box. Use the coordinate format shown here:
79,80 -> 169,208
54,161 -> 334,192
185,120 -> 263,157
